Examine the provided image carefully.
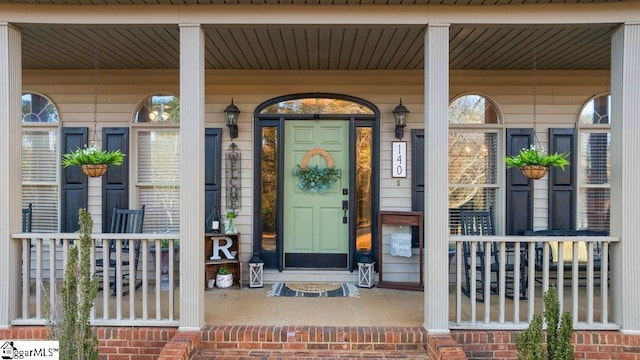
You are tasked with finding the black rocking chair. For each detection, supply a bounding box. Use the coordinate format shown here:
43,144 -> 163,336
461,210 -> 527,302
96,205 -> 145,296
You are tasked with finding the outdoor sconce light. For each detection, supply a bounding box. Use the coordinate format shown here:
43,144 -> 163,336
357,253 -> 375,288
249,253 -> 264,288
392,99 -> 409,140
224,98 -> 240,140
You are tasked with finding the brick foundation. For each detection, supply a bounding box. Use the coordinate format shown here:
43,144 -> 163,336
0,326 -> 178,360
3,326 -> 639,359
453,330 -> 640,360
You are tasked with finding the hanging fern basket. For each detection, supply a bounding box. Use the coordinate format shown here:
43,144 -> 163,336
520,165 -> 548,180
81,164 -> 108,177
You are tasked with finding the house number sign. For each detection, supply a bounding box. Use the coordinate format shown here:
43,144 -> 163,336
392,141 -> 407,178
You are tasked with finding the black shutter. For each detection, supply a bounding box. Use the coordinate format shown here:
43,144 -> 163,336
506,128 -> 534,235
205,128 -> 222,232
61,127 -> 88,232
411,129 -> 424,247
548,128 -> 576,230
102,127 -> 129,232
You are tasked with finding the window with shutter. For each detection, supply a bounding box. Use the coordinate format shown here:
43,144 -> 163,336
448,94 -> 502,234
21,93 -> 59,232
134,94 -> 180,233
577,94 -> 610,231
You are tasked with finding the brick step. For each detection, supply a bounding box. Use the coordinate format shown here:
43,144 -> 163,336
195,325 -> 429,359
195,348 -> 429,359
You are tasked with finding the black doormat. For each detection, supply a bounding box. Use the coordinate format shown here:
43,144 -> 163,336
266,282 -> 359,298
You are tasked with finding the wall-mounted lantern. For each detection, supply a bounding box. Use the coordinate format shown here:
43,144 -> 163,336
392,99 -> 409,140
224,98 -> 240,140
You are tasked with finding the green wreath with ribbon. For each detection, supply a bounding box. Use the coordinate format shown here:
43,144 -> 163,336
292,148 -> 340,194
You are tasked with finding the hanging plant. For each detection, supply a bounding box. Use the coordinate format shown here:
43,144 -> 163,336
62,145 -> 125,177
293,165 -> 340,194
504,145 -> 569,179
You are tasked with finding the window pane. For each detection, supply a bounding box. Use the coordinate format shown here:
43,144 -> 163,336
448,188 -> 497,235
449,132 -> 498,187
355,127 -> 373,252
137,130 -> 180,232
449,95 -> 499,125
579,94 -> 610,125
23,185 -> 58,232
577,188 -> 609,231
448,131 -> 498,233
261,127 -> 278,251
260,98 -> 374,115
135,95 -> 180,123
139,186 -> 180,233
22,93 -> 59,123
138,131 -> 180,183
22,129 -> 58,232
579,132 -> 610,185
22,130 -> 58,182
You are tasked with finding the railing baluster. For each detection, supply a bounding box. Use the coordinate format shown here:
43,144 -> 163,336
572,241 -> 579,324
587,242 -> 594,325
513,242 -> 521,324
470,242 -> 477,323
484,242 -> 491,324
602,242 -> 609,324
141,240 -> 149,321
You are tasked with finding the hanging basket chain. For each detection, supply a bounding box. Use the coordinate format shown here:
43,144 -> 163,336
91,37 -> 100,147
531,26 -> 542,149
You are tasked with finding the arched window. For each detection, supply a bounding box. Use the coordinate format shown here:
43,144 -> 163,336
448,93 -> 502,233
21,93 -> 60,231
134,94 -> 180,123
133,93 -> 181,232
577,93 -> 610,231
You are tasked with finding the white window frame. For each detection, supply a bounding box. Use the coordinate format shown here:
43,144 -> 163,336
21,92 -> 60,232
448,93 -> 504,234
576,93 -> 611,231
131,93 -> 181,233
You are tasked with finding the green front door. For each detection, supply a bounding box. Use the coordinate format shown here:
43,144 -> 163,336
284,120 -> 350,268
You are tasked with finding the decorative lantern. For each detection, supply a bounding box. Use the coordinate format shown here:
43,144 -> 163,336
249,253 -> 264,288
392,99 -> 409,140
357,253 -> 375,288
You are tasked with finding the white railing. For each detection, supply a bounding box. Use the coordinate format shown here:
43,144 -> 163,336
12,233 -> 180,327
449,235 -> 620,330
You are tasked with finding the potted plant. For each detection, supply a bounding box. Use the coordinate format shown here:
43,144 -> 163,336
62,145 -> 125,177
216,265 -> 233,288
224,210 -> 238,234
504,145 -> 569,180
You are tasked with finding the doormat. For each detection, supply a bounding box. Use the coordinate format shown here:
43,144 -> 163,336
266,282 -> 359,298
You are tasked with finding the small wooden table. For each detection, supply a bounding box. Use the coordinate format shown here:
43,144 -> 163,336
377,211 -> 423,291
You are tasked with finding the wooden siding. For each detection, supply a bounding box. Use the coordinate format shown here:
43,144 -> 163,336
22,68 -> 609,282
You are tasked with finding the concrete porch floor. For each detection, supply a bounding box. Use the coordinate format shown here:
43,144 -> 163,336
205,285 -> 425,326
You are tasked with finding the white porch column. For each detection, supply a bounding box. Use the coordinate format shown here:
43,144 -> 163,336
423,23 -> 450,333
610,22 -> 640,334
0,23 -> 22,327
179,24 -> 205,330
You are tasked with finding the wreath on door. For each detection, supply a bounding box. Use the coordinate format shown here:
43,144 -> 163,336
292,148 -> 340,194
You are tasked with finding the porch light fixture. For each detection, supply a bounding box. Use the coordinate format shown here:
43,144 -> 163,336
224,98 -> 240,140
392,99 -> 409,140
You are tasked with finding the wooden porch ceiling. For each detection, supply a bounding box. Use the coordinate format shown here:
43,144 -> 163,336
20,24 -> 614,70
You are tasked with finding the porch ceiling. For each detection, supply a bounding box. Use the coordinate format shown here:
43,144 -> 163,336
6,0 -> 624,4
20,24 -> 614,70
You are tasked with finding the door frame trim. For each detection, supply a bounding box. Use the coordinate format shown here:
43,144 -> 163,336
253,93 -> 380,272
